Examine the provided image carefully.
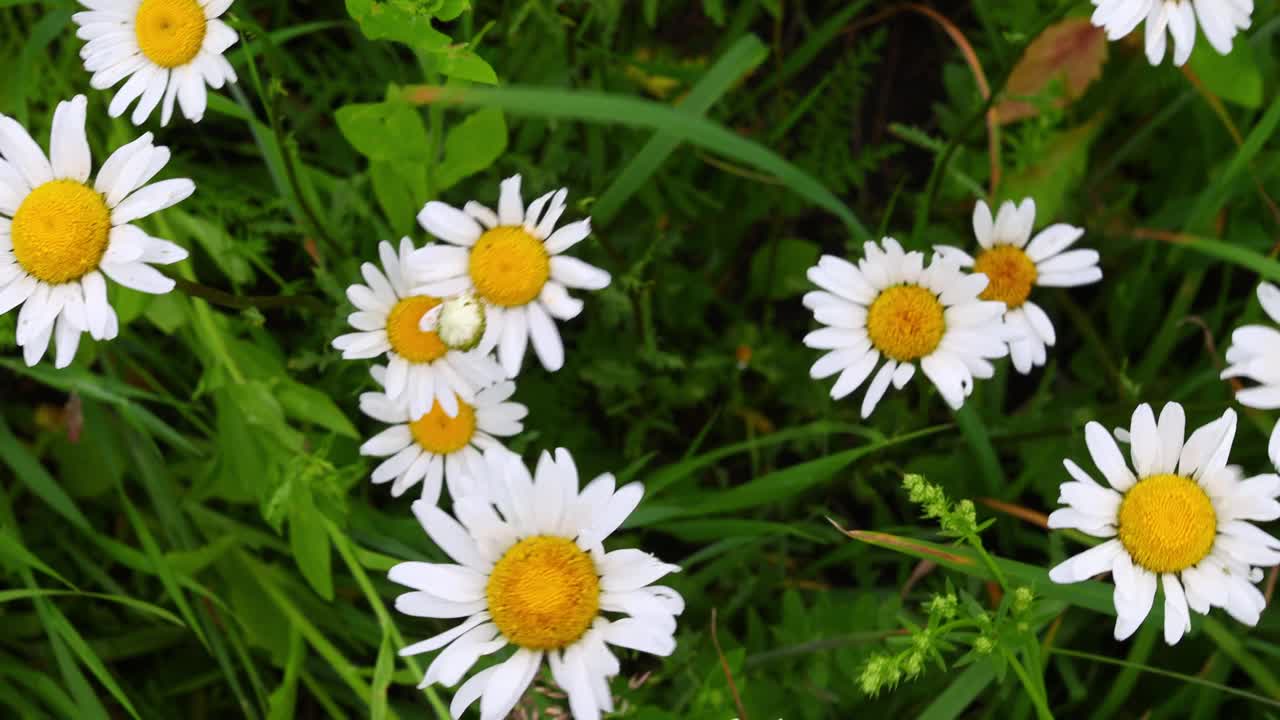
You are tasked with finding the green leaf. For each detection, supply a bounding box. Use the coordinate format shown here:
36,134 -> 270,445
748,238 -> 821,300
335,96 -> 430,164
435,47 -> 498,85
918,662 -> 996,720
344,0 -> 464,54
277,381 -> 359,439
1189,39 -> 1262,109
0,530 -> 74,588
289,488 -> 334,601
998,118 -> 1100,224
436,107 -> 508,191
372,160 -> 428,235
0,415 -> 91,531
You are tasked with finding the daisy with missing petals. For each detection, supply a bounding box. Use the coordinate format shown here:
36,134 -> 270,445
412,175 -> 611,378
73,0 -> 239,125
935,198 -> 1100,374
802,238 -> 1009,417
0,95 -> 192,368
358,365 -> 527,501
390,447 -> 683,720
332,238 -> 505,420
1091,0 -> 1251,66
1049,403 -> 1280,644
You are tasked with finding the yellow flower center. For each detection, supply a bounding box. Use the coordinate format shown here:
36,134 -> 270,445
408,399 -> 476,455
486,536 -> 600,650
1117,473 -> 1217,574
468,226 -> 549,307
865,285 -> 946,362
134,0 -> 207,69
386,296 -> 447,363
973,246 -> 1038,309
11,180 -> 111,284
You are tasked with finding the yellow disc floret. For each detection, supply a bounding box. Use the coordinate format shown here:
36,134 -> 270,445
11,180 -> 111,284
866,285 -> 946,362
486,536 -> 600,650
409,399 -> 476,455
1118,473 -> 1217,574
134,0 -> 207,68
386,296 -> 447,363
974,246 -> 1038,309
468,226 -> 550,307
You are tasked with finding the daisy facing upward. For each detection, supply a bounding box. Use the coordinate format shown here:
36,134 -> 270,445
390,447 -> 683,720
332,238 -> 505,421
935,198 -> 1101,374
412,175 -> 611,378
358,364 -> 527,502
802,237 -> 1009,417
73,0 -> 239,125
1049,402 -> 1280,644
0,95 -> 192,368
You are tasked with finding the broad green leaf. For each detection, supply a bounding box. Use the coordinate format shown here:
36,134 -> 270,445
998,118 -> 1100,224
436,107 -> 508,191
277,381 -> 359,439
289,488 -> 334,601
335,96 -> 430,164
371,160 -> 427,235
344,0 -> 465,54
1189,39 -> 1262,109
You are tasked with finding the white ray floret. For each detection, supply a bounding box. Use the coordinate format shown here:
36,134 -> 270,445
1090,0 -> 1252,66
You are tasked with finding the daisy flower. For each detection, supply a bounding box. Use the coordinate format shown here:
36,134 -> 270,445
1049,402 -> 1280,644
412,175 -> 611,378
73,0 -> 239,126
358,364 -> 527,501
0,95 -> 191,368
390,447 -> 683,720
802,237 -> 1009,417
1091,0 -> 1252,66
935,198 -> 1100,374
332,238 -> 505,420
1222,283 -> 1280,410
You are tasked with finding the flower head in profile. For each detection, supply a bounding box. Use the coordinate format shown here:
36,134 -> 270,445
1091,0 -> 1251,66
803,237 -> 1008,417
0,95 -> 192,368
358,364 -> 526,501
935,198 -> 1100,374
73,0 -> 239,125
1049,402 -> 1280,644
412,175 -> 610,378
332,238 -> 505,420
390,447 -> 682,720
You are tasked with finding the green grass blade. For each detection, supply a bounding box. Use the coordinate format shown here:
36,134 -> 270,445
592,34 -> 769,225
0,415 -> 91,531
403,85 -> 867,236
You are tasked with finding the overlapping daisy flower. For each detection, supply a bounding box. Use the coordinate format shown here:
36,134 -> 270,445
358,364 -> 527,501
412,175 -> 611,378
802,238 -> 1009,417
390,447 -> 682,720
1222,283 -> 1280,409
73,0 -> 239,125
1090,0 -> 1251,66
0,95 -> 192,368
1049,402 -> 1280,644
935,198 -> 1100,374
333,238 -> 505,421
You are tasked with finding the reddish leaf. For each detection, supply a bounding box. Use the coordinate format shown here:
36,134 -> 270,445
996,19 -> 1108,124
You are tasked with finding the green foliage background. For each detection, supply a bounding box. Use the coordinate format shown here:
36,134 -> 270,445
2,0 -> 1280,718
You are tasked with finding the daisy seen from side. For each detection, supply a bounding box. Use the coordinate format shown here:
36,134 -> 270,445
390,447 -> 683,720
332,238 -> 505,421
412,175 -> 611,378
934,198 -> 1100,374
802,237 -> 1009,417
1049,402 -> 1280,644
73,0 -> 239,125
1221,282 -> 1280,476
0,95 -> 192,368
1091,0 -> 1252,66
359,364 -> 527,501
